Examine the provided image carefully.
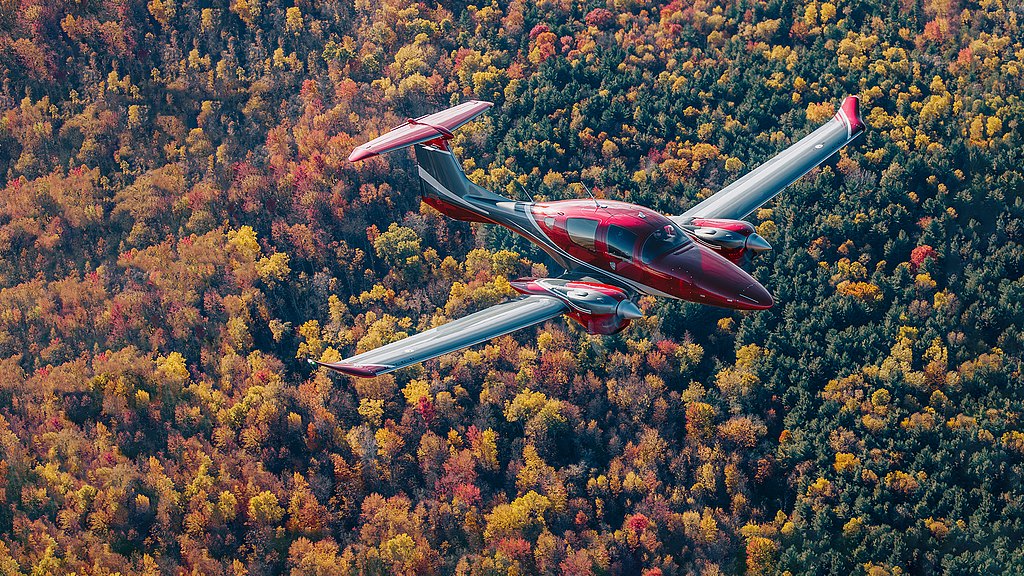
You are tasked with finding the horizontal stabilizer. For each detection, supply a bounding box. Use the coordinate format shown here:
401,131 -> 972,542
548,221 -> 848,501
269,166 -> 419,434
349,100 -> 493,162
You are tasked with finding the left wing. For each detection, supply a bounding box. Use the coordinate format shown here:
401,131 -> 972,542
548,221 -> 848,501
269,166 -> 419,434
313,296 -> 567,377
674,96 -> 865,223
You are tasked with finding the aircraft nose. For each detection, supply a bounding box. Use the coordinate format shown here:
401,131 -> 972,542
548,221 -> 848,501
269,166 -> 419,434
663,244 -> 774,310
738,281 -> 774,309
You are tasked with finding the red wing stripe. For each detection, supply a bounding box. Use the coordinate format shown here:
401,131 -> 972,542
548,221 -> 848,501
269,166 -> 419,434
314,361 -> 392,378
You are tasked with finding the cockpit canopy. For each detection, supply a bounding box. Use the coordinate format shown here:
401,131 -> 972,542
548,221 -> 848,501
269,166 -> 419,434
640,221 -> 690,263
544,201 -> 691,265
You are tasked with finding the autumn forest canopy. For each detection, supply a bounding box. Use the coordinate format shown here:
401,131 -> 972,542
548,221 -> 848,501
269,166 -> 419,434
1,0 -> 1023,573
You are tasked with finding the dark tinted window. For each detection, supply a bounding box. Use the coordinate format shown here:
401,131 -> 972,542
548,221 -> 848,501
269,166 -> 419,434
566,218 -> 599,250
606,225 -> 637,259
641,223 -> 690,263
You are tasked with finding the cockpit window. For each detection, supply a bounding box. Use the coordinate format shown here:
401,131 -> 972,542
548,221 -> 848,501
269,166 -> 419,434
606,224 -> 637,259
565,217 -> 599,250
640,223 -> 690,263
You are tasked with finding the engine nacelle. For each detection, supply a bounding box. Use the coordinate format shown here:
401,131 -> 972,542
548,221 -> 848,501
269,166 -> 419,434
688,218 -> 772,265
510,278 -> 643,335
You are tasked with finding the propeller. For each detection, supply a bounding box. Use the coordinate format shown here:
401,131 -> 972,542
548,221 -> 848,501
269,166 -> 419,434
746,232 -> 772,253
616,299 -> 644,320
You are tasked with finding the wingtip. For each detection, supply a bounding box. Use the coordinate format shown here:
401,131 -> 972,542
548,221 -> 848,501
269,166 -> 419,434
311,360 -> 391,378
837,95 -> 865,136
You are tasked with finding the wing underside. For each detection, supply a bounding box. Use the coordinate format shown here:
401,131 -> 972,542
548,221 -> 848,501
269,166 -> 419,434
675,96 -> 865,223
314,295 -> 567,377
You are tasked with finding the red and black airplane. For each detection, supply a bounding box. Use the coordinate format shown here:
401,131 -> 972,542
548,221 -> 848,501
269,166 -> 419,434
317,97 -> 865,377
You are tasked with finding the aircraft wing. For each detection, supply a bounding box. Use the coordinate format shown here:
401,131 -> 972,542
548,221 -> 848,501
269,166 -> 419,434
313,296 -> 567,377
674,96 -> 866,223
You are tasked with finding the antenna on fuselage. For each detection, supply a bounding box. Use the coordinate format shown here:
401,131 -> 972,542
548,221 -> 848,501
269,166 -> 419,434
517,180 -> 536,203
577,182 -> 599,207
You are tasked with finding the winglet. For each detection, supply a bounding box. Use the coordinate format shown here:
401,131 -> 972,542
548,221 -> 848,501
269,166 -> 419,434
835,96 -> 865,138
309,359 -> 392,378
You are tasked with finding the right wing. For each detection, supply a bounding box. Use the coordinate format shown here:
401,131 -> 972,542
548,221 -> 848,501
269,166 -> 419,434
313,296 -> 567,377
674,95 -> 866,223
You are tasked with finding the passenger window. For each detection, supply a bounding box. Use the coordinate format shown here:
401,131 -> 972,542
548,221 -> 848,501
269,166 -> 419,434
606,225 -> 637,259
565,218 -> 599,250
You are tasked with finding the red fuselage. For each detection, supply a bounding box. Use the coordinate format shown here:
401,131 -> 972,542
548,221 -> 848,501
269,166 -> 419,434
424,190 -> 773,310
521,199 -> 772,310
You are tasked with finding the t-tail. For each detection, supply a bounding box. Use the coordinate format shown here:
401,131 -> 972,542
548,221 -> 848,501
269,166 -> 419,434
349,100 -> 509,223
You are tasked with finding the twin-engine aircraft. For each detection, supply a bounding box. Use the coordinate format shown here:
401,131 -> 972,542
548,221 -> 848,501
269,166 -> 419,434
317,97 -> 865,377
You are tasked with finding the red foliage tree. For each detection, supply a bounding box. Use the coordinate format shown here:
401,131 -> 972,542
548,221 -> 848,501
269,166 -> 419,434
910,245 -> 938,270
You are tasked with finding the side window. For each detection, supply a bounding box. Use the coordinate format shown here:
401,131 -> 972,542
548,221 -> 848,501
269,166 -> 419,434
606,225 -> 637,259
565,218 -> 599,250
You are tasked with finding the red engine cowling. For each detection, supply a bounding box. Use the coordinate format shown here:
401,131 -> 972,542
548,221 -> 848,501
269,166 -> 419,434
688,218 -> 772,265
510,278 -> 643,335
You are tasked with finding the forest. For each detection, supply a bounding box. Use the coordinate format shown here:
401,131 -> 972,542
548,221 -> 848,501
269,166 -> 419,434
1,0 -> 1023,573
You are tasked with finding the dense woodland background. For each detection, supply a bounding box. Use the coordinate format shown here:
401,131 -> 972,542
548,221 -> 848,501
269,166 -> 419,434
1,0 -> 1023,573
